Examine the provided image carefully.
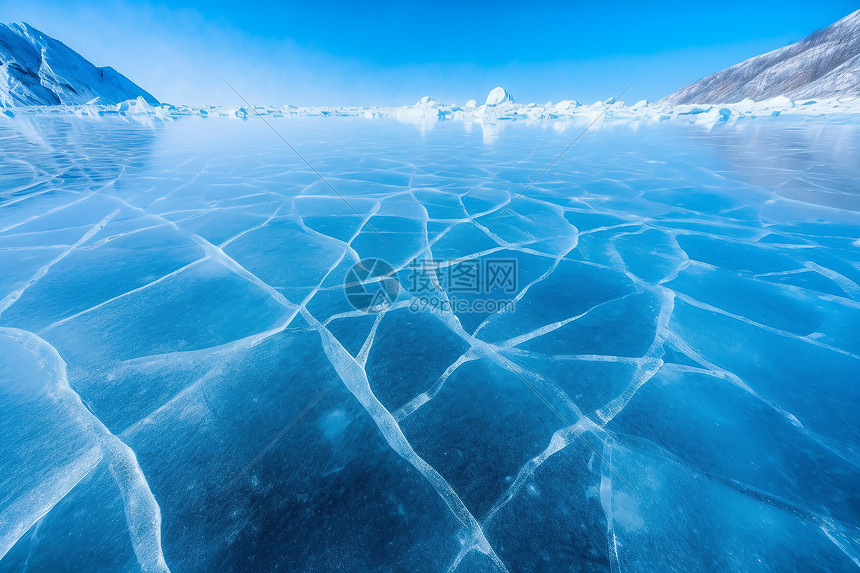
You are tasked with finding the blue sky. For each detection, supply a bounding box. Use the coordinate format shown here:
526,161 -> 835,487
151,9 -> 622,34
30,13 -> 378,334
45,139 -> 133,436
1,0 -> 857,106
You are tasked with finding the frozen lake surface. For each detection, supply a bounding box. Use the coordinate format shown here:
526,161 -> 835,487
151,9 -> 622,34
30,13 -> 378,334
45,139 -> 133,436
1,116 -> 859,572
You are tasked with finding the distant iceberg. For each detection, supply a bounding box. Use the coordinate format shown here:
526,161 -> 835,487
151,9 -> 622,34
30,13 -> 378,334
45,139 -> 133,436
4,83 -> 860,129
486,87 -> 514,106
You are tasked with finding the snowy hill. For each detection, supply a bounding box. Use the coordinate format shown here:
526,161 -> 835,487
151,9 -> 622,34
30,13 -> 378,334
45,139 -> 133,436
663,9 -> 860,104
0,22 -> 157,107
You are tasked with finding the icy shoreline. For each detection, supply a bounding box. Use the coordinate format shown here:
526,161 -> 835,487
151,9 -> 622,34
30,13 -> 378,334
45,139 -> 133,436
4,93 -> 860,127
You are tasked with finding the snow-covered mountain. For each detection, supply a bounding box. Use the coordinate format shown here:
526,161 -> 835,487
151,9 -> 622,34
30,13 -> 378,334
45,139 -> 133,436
663,9 -> 860,104
0,22 -> 157,107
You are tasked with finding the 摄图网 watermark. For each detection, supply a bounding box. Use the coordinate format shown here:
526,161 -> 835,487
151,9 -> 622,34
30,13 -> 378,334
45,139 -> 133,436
343,257 -> 518,314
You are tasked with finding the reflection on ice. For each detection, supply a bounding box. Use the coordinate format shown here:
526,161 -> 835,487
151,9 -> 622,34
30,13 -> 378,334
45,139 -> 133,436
1,116 -> 859,572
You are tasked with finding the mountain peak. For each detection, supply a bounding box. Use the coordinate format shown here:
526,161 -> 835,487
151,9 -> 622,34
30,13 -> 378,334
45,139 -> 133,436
662,9 -> 860,104
0,21 -> 158,108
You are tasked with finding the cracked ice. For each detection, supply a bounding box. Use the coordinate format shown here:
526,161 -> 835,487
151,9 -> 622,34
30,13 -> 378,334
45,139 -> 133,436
1,115 -> 860,572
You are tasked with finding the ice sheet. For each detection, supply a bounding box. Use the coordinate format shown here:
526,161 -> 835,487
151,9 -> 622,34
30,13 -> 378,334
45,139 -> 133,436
1,116 -> 859,572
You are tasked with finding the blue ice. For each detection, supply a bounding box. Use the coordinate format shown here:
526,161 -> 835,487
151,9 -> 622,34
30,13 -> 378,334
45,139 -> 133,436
1,116 -> 859,572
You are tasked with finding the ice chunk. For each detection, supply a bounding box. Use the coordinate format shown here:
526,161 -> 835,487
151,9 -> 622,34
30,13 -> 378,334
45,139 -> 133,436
485,86 -> 514,106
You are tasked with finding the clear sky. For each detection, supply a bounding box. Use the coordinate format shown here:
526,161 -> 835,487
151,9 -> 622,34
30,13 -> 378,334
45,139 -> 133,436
1,0 -> 857,106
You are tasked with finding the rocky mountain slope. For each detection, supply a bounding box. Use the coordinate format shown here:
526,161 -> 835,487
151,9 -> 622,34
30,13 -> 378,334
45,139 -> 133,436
663,9 -> 860,104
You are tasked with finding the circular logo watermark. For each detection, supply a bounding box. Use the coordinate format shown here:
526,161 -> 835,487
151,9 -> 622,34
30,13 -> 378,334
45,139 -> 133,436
344,258 -> 400,312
